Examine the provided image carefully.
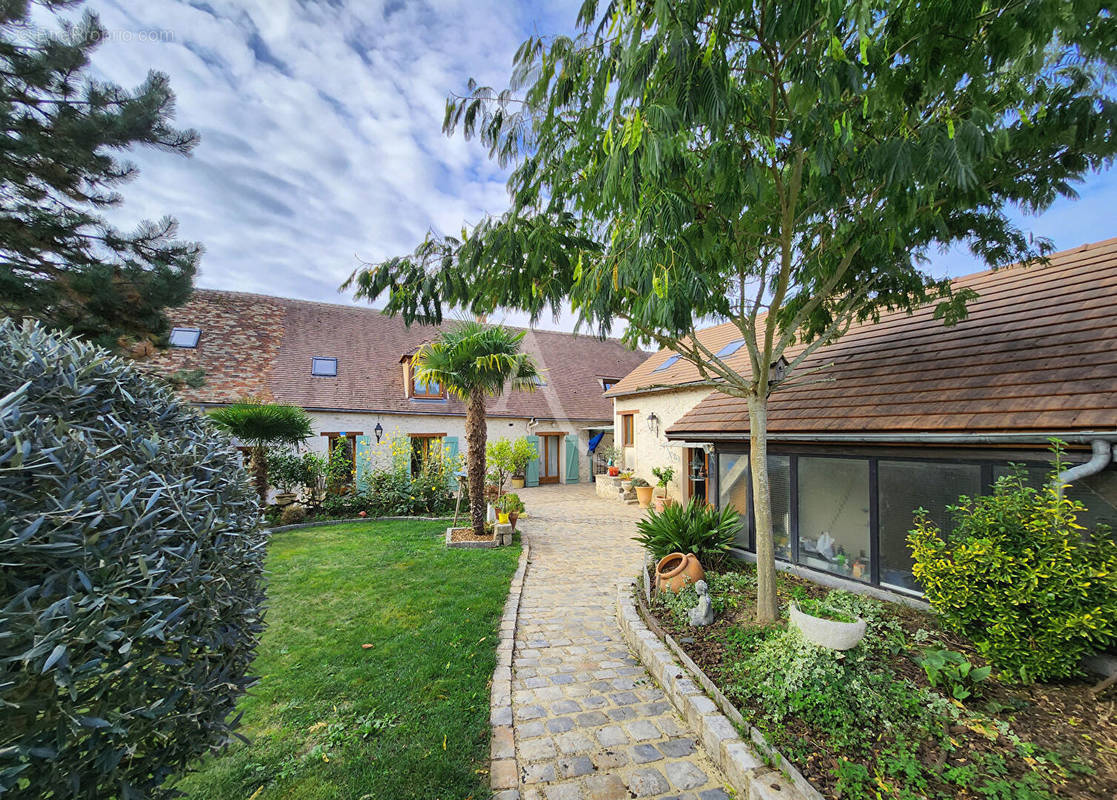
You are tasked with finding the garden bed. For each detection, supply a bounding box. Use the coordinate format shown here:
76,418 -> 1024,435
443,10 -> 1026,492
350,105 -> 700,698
643,564 -> 1116,800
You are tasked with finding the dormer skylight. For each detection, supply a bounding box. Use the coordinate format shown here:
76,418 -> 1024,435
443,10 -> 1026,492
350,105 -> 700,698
714,339 -> 745,359
168,327 -> 200,348
652,355 -> 679,372
311,357 -> 338,377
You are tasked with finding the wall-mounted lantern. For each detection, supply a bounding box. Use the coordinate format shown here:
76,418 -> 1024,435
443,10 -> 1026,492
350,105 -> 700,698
646,411 -> 660,436
374,421 -> 384,443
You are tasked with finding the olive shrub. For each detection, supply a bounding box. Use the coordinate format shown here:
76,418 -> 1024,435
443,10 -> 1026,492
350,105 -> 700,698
0,320 -> 267,798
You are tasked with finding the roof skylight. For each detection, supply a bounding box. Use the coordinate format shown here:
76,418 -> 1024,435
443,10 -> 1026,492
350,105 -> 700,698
168,327 -> 200,348
714,339 -> 745,359
652,355 -> 679,372
311,357 -> 338,377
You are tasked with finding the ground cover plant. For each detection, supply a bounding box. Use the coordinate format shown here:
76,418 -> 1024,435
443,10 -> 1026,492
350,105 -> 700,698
170,520 -> 520,800
645,563 -> 1115,800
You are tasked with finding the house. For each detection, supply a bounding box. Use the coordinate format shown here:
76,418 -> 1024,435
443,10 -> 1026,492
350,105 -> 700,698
606,237 -> 1117,597
144,289 -> 648,486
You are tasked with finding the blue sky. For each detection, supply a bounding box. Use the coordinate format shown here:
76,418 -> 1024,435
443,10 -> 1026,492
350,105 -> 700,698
80,0 -> 1116,332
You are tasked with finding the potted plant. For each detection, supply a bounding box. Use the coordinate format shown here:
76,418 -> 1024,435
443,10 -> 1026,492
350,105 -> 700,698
267,447 -> 302,507
632,477 -> 654,508
600,444 -> 622,477
497,492 -> 525,531
650,465 -> 675,512
789,597 -> 866,650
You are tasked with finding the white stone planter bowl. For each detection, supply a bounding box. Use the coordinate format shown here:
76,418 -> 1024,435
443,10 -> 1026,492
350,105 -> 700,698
789,602 -> 866,650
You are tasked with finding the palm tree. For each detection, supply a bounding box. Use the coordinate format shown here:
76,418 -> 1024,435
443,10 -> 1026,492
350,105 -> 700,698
209,398 -> 313,507
413,322 -> 540,536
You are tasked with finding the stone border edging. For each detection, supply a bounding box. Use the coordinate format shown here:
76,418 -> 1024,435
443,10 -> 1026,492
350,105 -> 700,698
489,541 -> 530,799
266,515 -> 454,533
617,578 -> 819,800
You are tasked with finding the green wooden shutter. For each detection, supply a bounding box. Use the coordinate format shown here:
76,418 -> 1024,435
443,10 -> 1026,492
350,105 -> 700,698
355,435 -> 372,491
524,434 -> 540,487
564,435 -> 580,484
443,436 -> 459,489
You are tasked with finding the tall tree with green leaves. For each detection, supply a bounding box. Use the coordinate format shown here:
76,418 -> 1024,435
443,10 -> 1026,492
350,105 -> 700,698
412,322 -> 540,537
0,1 -> 201,347
209,399 -> 313,507
348,0 -> 1116,620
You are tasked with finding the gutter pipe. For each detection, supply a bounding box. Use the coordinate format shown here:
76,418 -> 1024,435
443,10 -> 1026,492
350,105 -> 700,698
1053,439 -> 1114,497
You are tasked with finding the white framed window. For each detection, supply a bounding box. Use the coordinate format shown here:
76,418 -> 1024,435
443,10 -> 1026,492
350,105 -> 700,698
311,357 -> 338,377
168,327 -> 200,348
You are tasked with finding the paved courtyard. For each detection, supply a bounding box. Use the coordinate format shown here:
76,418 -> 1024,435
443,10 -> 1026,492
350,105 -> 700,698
500,484 -> 730,800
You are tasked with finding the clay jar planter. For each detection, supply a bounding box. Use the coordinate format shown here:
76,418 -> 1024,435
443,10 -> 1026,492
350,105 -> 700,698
789,602 -> 867,650
508,511 -> 519,531
652,494 -> 674,513
634,485 -> 654,508
655,552 -> 704,593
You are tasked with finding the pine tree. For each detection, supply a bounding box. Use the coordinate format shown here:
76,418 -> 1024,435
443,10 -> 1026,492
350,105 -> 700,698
0,1 -> 200,347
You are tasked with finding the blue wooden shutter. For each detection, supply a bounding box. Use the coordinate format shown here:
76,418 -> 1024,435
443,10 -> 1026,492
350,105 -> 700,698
524,435 -> 540,487
355,435 -> 372,491
564,436 -> 580,484
443,436 -> 459,489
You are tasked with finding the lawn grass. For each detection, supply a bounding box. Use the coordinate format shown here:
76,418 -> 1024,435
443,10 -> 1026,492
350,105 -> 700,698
170,520 -> 520,800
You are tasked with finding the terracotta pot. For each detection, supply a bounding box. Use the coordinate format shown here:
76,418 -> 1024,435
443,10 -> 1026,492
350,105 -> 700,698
652,495 -> 670,513
508,511 -> 519,531
608,466 -> 620,476
655,552 -> 704,594
634,485 -> 654,508
510,477 -> 525,489
274,492 -> 297,507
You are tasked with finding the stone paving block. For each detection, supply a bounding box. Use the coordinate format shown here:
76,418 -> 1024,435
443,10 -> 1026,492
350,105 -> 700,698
555,731 -> 596,755
492,725 -> 515,759
630,743 -> 663,764
558,755 -> 595,778
519,736 -> 557,761
576,710 -> 610,727
544,784 -> 583,800
660,737 -> 698,758
583,773 -> 630,800
626,767 -> 671,796
605,705 -> 636,721
623,719 -> 661,741
521,762 -> 556,784
666,760 -> 709,790
699,789 -> 732,800
592,748 -> 628,770
491,758 -> 518,790
546,716 -> 575,734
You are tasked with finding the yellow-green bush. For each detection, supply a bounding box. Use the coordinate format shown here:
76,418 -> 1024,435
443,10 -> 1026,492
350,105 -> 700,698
909,464 -> 1117,682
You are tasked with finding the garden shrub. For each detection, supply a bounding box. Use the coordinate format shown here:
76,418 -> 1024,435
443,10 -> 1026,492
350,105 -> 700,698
633,498 -> 740,568
909,463 -> 1117,682
0,320 -> 267,798
280,504 -> 307,526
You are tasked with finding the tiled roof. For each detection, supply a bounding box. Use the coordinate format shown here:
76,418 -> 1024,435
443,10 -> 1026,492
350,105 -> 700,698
144,290 -> 649,421
620,236 -> 1117,436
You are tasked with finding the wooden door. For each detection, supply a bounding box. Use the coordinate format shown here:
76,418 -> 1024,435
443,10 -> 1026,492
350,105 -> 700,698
540,434 -> 562,484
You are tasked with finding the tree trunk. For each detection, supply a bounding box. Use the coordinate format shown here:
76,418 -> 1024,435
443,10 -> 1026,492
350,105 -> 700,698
252,444 -> 268,509
466,386 -> 488,536
748,394 -> 778,623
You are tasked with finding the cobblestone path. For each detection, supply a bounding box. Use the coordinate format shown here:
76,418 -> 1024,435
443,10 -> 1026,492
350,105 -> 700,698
496,484 -> 731,800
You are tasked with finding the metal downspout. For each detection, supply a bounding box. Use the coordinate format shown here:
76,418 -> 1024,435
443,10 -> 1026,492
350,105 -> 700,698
1053,439 -> 1113,497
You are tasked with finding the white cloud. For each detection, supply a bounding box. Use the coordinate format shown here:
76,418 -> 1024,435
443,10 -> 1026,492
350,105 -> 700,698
69,0 -> 1116,335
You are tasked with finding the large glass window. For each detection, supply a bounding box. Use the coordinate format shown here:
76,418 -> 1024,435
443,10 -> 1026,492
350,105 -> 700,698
878,461 -> 982,593
718,454 -> 750,549
769,456 -> 792,561
797,457 -> 870,581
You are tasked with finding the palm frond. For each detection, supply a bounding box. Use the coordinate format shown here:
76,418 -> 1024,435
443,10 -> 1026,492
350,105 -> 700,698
209,398 -> 313,447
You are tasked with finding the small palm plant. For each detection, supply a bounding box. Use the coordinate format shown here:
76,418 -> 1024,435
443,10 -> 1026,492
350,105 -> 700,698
413,322 -> 539,537
210,398 -> 313,506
